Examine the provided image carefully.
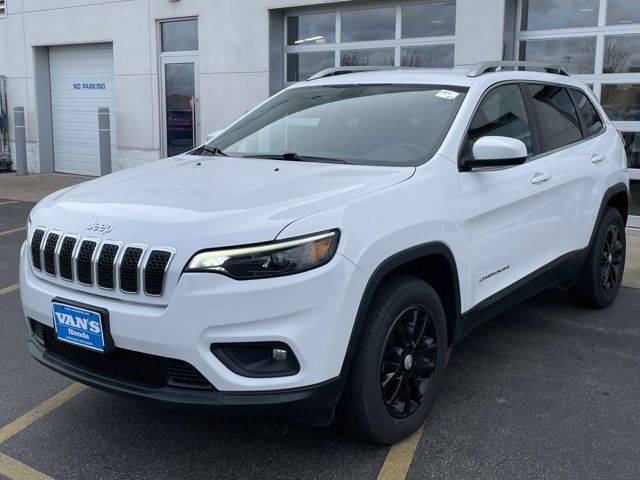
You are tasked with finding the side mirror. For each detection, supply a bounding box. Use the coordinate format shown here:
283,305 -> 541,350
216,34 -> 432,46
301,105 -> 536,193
461,136 -> 528,170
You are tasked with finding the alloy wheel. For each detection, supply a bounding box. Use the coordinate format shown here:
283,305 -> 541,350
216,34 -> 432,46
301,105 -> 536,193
379,306 -> 439,419
600,224 -> 623,293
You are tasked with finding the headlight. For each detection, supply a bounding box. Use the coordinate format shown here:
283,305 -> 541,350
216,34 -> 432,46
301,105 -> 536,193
185,230 -> 340,279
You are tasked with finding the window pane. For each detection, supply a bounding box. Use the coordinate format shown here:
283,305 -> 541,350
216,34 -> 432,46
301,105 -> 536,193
528,84 -> 583,151
214,84 -> 466,165
467,84 -> 533,156
341,48 -> 394,67
161,20 -> 198,52
520,38 -> 596,74
601,84 -> 640,121
631,180 -> 640,217
603,35 -> 640,74
402,2 -> 456,38
521,0 -> 598,30
401,45 -> 454,68
287,13 -> 335,46
341,8 -> 396,43
607,0 -> 640,26
570,89 -> 603,136
287,52 -> 335,82
622,133 -> 640,169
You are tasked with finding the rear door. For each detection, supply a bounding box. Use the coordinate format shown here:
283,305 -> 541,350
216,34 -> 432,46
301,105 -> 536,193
458,83 -> 558,308
525,83 -> 606,257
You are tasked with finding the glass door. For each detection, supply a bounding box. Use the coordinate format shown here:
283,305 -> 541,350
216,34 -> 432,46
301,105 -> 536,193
161,57 -> 199,157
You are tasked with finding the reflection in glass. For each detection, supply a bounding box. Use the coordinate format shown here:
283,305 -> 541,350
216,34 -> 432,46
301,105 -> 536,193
402,2 -> 456,38
341,8 -> 396,42
601,84 -> 640,121
622,133 -> 640,170
607,0 -> 640,26
521,0 -> 598,30
165,63 -> 195,157
520,37 -> 596,74
603,35 -> 640,73
287,52 -> 335,82
341,48 -> 394,67
161,20 -> 198,52
631,180 -> 640,217
569,89 -> 603,136
527,84 -> 582,151
401,45 -> 454,68
287,13 -> 335,46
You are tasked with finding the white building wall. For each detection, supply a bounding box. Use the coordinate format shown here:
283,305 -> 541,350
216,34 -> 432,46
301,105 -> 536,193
0,0 -> 507,174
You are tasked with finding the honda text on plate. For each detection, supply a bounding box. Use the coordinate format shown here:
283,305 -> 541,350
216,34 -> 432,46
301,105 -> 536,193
21,61 -> 629,444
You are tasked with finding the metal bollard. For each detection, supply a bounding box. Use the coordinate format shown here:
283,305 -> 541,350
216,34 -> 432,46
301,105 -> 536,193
98,107 -> 112,176
13,107 -> 27,175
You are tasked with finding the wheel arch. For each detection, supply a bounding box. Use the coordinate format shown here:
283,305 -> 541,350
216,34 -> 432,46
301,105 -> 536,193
339,242 -> 462,381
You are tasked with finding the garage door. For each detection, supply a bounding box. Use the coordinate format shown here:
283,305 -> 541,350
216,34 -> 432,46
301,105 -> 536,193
49,44 -> 115,176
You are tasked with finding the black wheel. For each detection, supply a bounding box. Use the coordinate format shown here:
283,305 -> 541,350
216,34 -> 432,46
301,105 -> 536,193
568,207 -> 626,308
336,274 -> 448,445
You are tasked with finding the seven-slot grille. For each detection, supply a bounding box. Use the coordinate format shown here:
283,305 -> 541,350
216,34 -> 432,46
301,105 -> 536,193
29,228 -> 173,297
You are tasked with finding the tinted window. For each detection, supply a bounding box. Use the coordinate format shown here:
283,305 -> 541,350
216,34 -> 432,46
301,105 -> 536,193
287,52 -> 335,82
211,85 -> 466,166
401,45 -> 454,68
520,38 -> 596,74
521,0 -> 598,30
527,84 -> 583,151
570,88 -> 604,136
402,2 -> 456,38
467,84 -> 533,157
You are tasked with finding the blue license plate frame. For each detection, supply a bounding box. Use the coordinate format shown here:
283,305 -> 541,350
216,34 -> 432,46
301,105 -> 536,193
52,298 -> 114,353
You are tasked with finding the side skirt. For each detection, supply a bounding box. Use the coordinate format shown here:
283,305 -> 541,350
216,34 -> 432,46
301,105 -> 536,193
459,248 -> 587,338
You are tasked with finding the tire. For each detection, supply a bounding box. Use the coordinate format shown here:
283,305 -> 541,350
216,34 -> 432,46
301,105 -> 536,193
336,274 -> 448,445
568,207 -> 626,308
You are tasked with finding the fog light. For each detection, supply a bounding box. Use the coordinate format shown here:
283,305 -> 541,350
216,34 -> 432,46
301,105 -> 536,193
211,342 -> 300,378
272,348 -> 287,360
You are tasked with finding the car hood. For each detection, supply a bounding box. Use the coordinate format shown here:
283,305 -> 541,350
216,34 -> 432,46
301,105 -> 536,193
32,155 -> 414,248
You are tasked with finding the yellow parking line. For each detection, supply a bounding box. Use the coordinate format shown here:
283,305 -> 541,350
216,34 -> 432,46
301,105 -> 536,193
0,227 -> 27,237
0,383 -> 87,444
377,424 -> 425,480
0,200 -> 20,206
0,284 -> 19,296
0,452 -> 55,480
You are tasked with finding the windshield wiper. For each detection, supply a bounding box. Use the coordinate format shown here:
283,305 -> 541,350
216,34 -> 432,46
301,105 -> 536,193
194,145 -> 228,157
240,152 -> 347,164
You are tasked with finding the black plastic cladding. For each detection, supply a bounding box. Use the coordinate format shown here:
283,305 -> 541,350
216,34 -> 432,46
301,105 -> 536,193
77,240 -> 98,285
30,229 -> 45,270
58,237 -> 77,281
97,244 -> 120,289
43,233 -> 60,276
120,247 -> 143,293
144,250 -> 171,295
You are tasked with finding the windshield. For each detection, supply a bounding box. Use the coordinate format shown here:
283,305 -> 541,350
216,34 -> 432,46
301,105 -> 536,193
207,84 -> 467,166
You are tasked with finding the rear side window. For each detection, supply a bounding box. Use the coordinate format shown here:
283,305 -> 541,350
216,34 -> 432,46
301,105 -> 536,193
570,88 -> 604,136
466,84 -> 534,157
527,84 -> 583,152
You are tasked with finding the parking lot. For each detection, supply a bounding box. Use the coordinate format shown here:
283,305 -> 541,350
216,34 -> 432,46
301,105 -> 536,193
1,177 -> 640,479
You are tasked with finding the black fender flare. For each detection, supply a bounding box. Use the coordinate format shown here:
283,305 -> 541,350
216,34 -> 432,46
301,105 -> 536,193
337,242 -> 462,381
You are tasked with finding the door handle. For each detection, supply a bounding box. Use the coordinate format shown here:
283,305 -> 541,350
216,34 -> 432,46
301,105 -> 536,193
591,153 -> 605,164
531,172 -> 551,184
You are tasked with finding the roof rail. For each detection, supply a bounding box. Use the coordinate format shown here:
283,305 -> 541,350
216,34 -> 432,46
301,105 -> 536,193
307,66 -> 411,81
467,61 -> 569,77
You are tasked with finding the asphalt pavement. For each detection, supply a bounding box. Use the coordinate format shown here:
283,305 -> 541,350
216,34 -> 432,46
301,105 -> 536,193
1,195 -> 639,480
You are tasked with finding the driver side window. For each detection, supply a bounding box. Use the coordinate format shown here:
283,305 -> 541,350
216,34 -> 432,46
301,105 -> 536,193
466,84 -> 534,158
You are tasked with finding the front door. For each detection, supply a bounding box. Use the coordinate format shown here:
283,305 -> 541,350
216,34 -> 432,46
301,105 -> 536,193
161,57 -> 199,157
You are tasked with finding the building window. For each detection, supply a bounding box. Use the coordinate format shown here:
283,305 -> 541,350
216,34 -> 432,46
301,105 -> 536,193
284,2 -> 456,83
161,19 -> 198,52
518,0 -> 640,222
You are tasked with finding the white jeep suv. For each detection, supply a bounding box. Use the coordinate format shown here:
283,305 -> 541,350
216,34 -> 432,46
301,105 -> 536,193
21,61 -> 629,445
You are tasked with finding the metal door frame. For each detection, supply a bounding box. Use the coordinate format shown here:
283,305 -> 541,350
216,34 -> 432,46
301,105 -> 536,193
159,54 -> 200,158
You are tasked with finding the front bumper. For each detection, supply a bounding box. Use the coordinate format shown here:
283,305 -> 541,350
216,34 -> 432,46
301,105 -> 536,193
27,339 -> 342,425
20,241 -> 367,398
